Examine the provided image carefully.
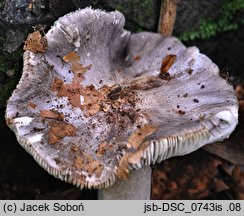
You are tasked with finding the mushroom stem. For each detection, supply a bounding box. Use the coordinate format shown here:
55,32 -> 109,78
98,166 -> 152,200
158,0 -> 179,36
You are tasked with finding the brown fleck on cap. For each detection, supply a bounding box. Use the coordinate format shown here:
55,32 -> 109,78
6,8 -> 238,189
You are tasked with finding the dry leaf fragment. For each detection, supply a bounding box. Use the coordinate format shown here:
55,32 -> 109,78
39,109 -> 64,121
127,150 -> 144,165
116,149 -> 145,179
116,155 -> 130,179
70,145 -> 79,152
23,31 -> 47,53
71,63 -> 92,76
80,85 -> 110,116
63,51 -> 80,63
63,51 -> 92,78
87,160 -> 104,177
74,156 -> 85,169
128,124 -> 157,149
51,77 -> 83,108
96,142 -> 108,157
74,156 -> 104,177
48,121 -> 76,144
130,76 -> 163,91
133,55 -> 141,61
28,101 -> 37,109
159,54 -> 176,79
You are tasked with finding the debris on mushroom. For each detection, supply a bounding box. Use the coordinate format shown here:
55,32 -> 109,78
160,54 -> 177,73
128,124 -> 157,149
63,51 -> 80,63
39,109 -> 64,121
96,142 -> 108,157
133,55 -> 141,61
159,54 -> 177,80
74,156 -> 104,178
6,8 -> 238,196
48,121 -> 76,144
187,68 -> 193,75
28,101 -> 37,109
23,30 -> 47,53
63,51 -> 92,78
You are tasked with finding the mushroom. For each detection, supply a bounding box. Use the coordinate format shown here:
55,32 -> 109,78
5,8 -> 238,200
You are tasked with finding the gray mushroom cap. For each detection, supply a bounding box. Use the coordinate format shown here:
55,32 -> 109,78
6,8 -> 238,189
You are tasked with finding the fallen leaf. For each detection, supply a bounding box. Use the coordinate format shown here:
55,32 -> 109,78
159,54 -> 176,79
133,55 -> 141,61
23,31 -> 47,53
63,51 -> 92,79
71,63 -> 92,77
63,51 -> 80,63
51,77 -> 83,109
39,110 -> 64,121
128,124 -> 157,149
152,150 -> 224,199
116,155 -> 130,179
74,156 -> 104,178
28,101 -> 37,109
96,142 -> 107,157
48,121 -> 76,144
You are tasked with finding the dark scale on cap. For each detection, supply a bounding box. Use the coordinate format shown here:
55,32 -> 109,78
193,98 -> 199,103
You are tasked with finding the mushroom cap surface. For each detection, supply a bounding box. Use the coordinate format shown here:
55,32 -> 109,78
6,8 -> 238,189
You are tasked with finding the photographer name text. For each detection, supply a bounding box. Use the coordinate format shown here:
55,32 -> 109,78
2,202 -> 84,213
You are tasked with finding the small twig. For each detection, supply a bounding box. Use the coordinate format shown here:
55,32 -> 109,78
158,0 -> 180,36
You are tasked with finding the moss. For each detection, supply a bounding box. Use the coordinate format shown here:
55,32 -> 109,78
179,0 -> 244,41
